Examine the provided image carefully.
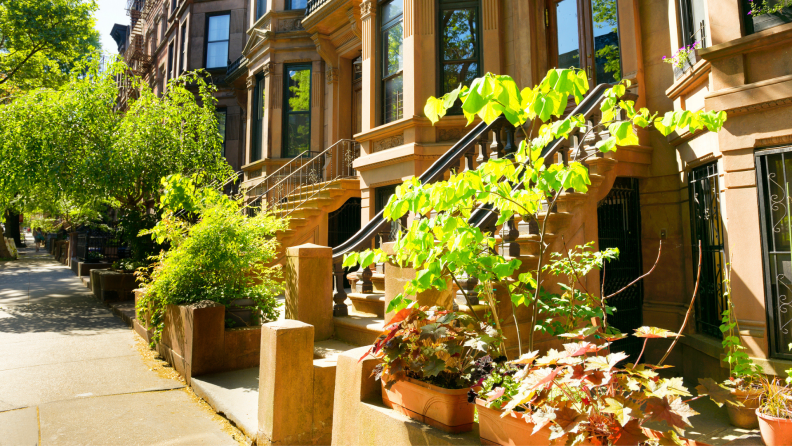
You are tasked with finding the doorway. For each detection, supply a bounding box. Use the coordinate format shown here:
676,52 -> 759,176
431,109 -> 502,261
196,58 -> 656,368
598,177 -> 643,360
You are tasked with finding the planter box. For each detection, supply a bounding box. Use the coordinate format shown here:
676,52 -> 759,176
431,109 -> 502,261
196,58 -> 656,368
381,377 -> 474,433
477,399 -> 553,446
99,271 -> 138,302
76,262 -> 112,278
476,398 -> 711,446
133,292 -> 262,384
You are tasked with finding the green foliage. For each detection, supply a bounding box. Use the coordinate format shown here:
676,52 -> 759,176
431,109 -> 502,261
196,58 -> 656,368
366,305 -> 502,389
136,175 -> 288,344
536,243 -> 620,336
719,263 -> 763,388
749,0 -> 792,17
0,0 -> 101,96
0,60 -> 232,221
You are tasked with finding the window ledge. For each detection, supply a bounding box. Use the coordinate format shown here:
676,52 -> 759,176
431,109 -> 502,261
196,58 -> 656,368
665,58 -> 711,101
699,21 -> 792,62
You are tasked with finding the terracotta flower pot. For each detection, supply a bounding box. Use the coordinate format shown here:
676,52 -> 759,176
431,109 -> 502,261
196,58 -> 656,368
726,387 -> 762,429
476,399 -> 555,445
381,377 -> 474,433
757,407 -> 792,446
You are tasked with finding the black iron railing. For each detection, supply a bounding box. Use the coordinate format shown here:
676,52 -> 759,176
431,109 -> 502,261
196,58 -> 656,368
305,0 -> 331,16
76,233 -> 130,261
227,56 -> 245,75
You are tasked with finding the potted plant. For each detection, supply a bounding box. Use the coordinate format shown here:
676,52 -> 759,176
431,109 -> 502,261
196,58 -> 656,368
698,262 -> 764,428
84,251 -> 104,263
472,326 -> 710,446
361,304 -> 502,434
756,376 -> 792,445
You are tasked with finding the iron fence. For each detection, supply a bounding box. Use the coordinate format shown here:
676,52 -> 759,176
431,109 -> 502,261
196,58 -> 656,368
76,233 -> 130,262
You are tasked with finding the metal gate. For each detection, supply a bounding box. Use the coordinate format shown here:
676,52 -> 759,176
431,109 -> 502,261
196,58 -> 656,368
688,162 -> 726,339
757,147 -> 792,359
598,177 -> 643,359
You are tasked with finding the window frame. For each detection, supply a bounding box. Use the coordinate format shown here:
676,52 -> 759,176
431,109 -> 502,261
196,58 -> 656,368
435,0 -> 483,109
286,0 -> 306,10
204,12 -> 231,70
677,0 -> 708,48
179,23 -> 188,74
256,0 -> 267,19
251,73 -> 265,162
216,109 -> 228,157
282,63 -> 312,158
545,0 -> 623,86
379,0 -> 404,125
167,40 -> 175,80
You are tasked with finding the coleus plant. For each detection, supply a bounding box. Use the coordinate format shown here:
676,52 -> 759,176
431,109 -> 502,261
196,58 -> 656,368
363,304 -> 503,390
476,326 -> 702,445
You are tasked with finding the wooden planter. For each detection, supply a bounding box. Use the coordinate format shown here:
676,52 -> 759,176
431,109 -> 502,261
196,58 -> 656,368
133,290 -> 262,384
381,377 -> 474,433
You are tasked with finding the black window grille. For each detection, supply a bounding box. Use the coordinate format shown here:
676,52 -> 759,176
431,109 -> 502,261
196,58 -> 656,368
688,162 -> 726,339
757,147 -> 792,359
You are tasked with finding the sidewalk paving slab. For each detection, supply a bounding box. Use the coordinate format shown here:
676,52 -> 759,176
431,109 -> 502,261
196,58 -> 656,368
38,389 -> 238,446
0,406 -> 38,446
191,368 -> 260,439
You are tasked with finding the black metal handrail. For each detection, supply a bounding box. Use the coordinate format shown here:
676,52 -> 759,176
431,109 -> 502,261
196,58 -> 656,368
227,56 -> 244,75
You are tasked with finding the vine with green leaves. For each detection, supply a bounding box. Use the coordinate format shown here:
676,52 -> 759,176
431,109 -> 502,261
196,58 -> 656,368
344,69 -> 727,355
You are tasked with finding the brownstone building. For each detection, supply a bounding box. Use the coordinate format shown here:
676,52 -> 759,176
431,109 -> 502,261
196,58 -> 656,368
114,0 -> 792,384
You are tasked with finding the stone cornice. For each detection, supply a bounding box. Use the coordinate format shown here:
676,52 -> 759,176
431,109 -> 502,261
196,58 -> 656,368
699,21 -> 792,61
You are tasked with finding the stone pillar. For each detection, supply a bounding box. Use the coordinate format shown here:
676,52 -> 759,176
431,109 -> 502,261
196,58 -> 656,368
285,243 -> 334,340
381,242 -> 453,323
257,320 -> 314,445
360,0 -> 376,134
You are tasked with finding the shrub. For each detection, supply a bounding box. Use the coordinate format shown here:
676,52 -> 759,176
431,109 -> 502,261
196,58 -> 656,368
137,174 -> 288,343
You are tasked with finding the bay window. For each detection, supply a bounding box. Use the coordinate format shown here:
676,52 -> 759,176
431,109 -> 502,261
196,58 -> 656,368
283,64 -> 312,157
381,0 -> 403,124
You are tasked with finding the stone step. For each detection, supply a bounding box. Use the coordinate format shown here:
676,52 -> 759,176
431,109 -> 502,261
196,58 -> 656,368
347,293 -> 386,318
333,311 -> 383,346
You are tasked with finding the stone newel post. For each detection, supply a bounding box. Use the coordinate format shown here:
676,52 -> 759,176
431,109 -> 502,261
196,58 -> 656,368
284,243 -> 334,341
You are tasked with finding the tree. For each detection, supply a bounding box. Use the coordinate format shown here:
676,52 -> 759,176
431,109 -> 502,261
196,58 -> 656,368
0,61 -> 232,244
0,0 -> 100,96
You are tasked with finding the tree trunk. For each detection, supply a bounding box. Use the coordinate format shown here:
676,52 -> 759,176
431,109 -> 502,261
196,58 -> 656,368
4,210 -> 22,247
0,224 -> 12,258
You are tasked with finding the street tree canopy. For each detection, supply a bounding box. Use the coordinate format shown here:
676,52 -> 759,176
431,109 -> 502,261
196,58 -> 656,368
0,0 -> 101,96
0,60 -> 233,221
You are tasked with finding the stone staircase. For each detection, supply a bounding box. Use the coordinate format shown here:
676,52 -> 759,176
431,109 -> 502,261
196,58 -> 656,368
327,127 -> 653,355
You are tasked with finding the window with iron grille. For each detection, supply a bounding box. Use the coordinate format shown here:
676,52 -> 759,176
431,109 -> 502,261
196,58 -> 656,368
688,162 -> 726,339
757,147 -> 792,359
677,0 -> 708,48
381,0 -> 403,124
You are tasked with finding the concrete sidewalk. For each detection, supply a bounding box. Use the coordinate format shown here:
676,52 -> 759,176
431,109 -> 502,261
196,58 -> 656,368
0,235 -> 245,445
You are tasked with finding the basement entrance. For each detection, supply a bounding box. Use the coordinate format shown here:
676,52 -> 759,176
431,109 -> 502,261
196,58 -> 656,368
328,197 -> 361,288
597,177 -> 644,360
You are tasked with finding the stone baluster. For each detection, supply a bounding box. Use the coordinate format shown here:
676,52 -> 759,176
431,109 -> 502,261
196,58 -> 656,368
489,126 -> 504,160
463,143 -> 476,172
356,265 -> 374,293
499,216 -> 521,258
333,260 -> 349,316
456,274 -> 480,306
503,125 -> 517,159
476,131 -> 490,165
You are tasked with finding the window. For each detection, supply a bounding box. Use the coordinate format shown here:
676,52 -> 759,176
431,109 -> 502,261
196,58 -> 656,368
256,0 -> 267,19
216,109 -> 227,157
206,14 -> 230,69
547,0 -> 622,85
171,0 -> 177,13
287,0 -> 306,9
741,0 -> 792,34
381,0 -> 403,124
438,0 -> 481,111
167,41 -> 175,80
251,74 -> 265,162
688,162 -> 725,339
283,64 -> 311,157
757,147 -> 792,359
179,24 -> 187,74
678,0 -> 708,48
